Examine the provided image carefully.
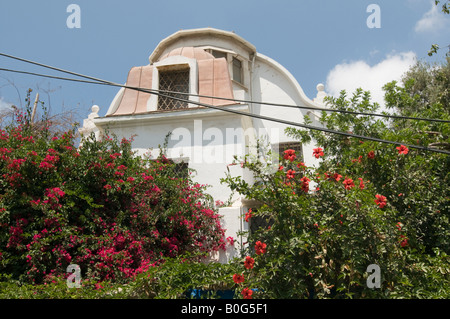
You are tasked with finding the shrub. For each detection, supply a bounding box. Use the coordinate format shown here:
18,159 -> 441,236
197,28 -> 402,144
222,88 -> 449,298
0,92 -> 227,286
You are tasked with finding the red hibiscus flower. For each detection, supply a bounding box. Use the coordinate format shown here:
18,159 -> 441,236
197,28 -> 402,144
255,241 -> 267,255
286,169 -> 295,180
242,288 -> 253,299
400,236 -> 408,247
244,256 -> 255,270
333,173 -> 342,181
312,147 -> 324,159
358,178 -> 365,190
283,149 -> 296,162
343,178 -> 355,190
367,150 -> 375,159
245,209 -> 253,222
374,194 -> 387,208
301,182 -> 310,193
297,162 -> 306,170
300,176 -> 310,183
396,145 -> 409,155
233,273 -> 245,284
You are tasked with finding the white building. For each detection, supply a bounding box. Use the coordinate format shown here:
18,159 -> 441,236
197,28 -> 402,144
80,28 -> 326,262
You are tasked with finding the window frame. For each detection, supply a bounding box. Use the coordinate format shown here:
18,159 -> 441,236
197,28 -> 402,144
148,55 -> 200,112
232,56 -> 243,85
157,68 -> 190,110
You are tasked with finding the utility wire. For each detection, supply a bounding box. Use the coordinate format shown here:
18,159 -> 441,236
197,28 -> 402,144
1,52 -> 449,124
0,54 -> 449,155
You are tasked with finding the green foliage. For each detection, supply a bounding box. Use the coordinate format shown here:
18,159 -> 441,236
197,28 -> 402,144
221,59 -> 450,299
0,254 -> 242,299
0,91 -> 227,288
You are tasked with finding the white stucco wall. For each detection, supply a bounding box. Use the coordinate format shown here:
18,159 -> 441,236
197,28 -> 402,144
82,28 -> 328,263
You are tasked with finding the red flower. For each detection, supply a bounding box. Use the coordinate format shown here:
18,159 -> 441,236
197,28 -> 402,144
245,209 -> 253,222
244,256 -> 255,270
333,173 -> 342,181
396,145 -> 409,155
358,178 -> 365,190
399,235 -> 408,247
283,149 -> 296,162
286,169 -> 295,180
94,283 -> 103,290
241,288 -> 253,299
301,182 -> 309,193
312,147 -> 324,159
367,151 -> 375,159
255,241 -> 267,255
297,162 -> 306,170
343,178 -> 355,190
233,273 -> 245,284
374,194 -> 387,208
300,176 -> 310,184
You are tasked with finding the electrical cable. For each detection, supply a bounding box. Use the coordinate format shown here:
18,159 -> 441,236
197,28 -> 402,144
0,54 -> 449,155
1,52 -> 449,123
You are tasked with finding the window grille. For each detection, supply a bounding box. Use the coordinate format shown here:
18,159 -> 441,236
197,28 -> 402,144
158,69 -> 190,110
173,161 -> 189,179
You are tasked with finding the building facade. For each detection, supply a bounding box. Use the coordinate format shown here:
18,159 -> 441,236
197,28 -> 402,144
80,28 -> 326,262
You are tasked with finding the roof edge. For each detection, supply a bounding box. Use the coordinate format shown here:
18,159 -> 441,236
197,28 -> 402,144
149,28 -> 257,64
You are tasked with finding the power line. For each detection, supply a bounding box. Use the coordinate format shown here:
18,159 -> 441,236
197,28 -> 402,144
1,52 -> 449,124
0,55 -> 449,155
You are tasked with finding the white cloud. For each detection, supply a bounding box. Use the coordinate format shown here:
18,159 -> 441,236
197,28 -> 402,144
415,1 -> 449,33
0,97 -> 13,111
324,52 -> 417,108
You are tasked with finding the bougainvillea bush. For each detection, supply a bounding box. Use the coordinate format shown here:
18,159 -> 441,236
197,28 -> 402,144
0,94 -> 227,286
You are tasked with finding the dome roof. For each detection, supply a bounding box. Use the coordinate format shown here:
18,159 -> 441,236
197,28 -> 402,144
158,47 -> 214,62
107,46 -> 235,116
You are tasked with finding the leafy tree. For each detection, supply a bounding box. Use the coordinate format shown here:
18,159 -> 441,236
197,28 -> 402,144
222,59 -> 449,298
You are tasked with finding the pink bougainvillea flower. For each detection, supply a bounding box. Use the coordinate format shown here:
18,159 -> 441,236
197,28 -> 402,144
283,149 -> 296,162
374,194 -> 387,208
312,147 -> 324,159
343,178 -> 355,190
396,145 -> 409,155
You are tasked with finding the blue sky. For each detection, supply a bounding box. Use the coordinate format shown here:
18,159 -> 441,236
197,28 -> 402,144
0,0 -> 449,123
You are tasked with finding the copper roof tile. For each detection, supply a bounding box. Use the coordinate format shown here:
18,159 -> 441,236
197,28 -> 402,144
111,47 -> 235,116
